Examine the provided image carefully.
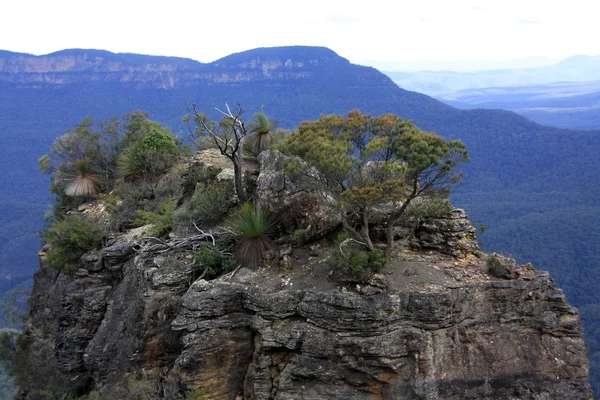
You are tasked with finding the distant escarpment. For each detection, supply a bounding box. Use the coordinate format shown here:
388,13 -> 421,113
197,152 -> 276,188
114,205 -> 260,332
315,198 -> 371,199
0,47 -> 365,88
17,149 -> 592,399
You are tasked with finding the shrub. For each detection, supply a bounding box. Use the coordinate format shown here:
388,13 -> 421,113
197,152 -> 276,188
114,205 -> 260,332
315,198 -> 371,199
229,203 -> 276,268
194,246 -> 237,280
108,181 -> 152,231
187,388 -> 206,400
407,197 -> 454,219
134,200 -> 176,236
329,232 -> 389,281
179,183 -> 232,226
290,228 -> 309,246
0,332 -> 88,399
485,255 -> 512,279
117,126 -> 179,182
245,112 -> 276,156
44,214 -> 104,271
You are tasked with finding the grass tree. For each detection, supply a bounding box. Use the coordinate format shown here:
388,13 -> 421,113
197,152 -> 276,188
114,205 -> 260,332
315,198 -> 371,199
247,112 -> 276,156
64,159 -> 101,198
230,203 -> 276,268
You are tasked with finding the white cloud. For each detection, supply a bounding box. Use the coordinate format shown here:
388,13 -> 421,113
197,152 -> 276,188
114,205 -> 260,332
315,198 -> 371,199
517,16 -> 541,24
1,0 -> 598,69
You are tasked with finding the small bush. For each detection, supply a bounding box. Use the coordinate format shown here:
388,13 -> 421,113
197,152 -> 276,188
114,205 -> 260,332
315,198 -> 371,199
329,232 -> 389,281
117,126 -> 179,182
485,255 -> 512,279
407,197 -> 453,219
290,228 -> 309,246
179,183 -> 232,226
134,200 -> 176,236
181,167 -> 220,198
44,214 -> 104,271
186,387 -> 206,400
194,246 -> 237,280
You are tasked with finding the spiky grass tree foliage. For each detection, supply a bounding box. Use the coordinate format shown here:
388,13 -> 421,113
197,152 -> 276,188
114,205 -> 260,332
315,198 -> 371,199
230,203 -> 276,268
64,159 -> 101,198
247,112 -> 276,156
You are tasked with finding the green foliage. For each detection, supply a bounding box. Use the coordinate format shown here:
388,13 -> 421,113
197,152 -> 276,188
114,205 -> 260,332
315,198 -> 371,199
178,183 -> 232,226
290,228 -> 309,246
230,203 -> 276,268
44,214 -> 104,271
194,246 -> 237,280
279,110 -> 468,255
186,388 -> 206,400
64,159 -> 101,198
1,287 -> 30,329
0,330 -> 19,399
485,255 -> 511,279
329,232 -> 389,281
407,197 -> 454,219
134,200 -> 176,236
41,116 -> 120,196
40,112 -> 183,210
117,125 -> 179,182
246,112 -> 276,155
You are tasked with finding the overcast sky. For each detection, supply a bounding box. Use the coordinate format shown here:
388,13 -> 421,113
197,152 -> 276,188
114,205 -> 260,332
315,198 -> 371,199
2,0 -> 598,70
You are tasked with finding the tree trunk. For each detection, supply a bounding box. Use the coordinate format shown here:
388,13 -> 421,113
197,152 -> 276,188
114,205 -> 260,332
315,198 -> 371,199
360,210 -> 374,251
385,200 -> 412,257
233,156 -> 247,203
340,209 -> 374,251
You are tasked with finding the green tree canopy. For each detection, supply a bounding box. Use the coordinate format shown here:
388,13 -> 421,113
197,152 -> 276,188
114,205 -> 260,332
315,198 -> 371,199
278,110 -> 468,255
40,112 -> 180,202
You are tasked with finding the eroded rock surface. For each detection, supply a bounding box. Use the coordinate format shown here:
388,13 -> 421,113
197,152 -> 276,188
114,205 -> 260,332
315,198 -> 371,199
256,150 -> 341,241
19,151 -> 592,399
24,238 -> 592,399
170,259 -> 591,399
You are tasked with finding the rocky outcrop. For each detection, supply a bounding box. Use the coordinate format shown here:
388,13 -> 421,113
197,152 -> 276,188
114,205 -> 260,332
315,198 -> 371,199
169,259 -> 591,399
412,209 -> 480,257
256,150 -> 341,242
18,150 -> 592,399
22,229 -> 593,399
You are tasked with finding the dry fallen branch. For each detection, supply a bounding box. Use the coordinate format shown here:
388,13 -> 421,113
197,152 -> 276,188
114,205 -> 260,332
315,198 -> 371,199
339,237 -> 369,257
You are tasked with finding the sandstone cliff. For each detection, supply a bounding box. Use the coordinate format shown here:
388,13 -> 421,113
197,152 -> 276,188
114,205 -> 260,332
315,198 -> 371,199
0,47 -> 357,88
18,150 -> 592,399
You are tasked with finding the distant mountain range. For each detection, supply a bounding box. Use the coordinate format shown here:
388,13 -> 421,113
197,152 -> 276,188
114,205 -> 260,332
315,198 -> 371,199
382,55 -> 600,130
2,46 -> 600,393
438,81 -> 600,130
384,54 -> 600,94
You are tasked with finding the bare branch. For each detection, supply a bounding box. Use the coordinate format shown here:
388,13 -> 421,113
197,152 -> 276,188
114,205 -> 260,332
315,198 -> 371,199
339,237 -> 369,257
192,222 -> 216,247
224,264 -> 243,280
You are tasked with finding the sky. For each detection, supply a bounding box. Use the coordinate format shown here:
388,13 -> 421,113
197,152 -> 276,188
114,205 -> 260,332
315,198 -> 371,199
2,0 -> 599,71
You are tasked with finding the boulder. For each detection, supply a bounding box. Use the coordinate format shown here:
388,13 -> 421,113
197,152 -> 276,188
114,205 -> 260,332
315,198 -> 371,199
413,208 -> 479,257
256,150 -> 341,242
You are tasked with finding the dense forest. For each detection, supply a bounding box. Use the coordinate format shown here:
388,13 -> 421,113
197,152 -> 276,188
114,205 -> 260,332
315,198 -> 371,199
1,46 -> 600,394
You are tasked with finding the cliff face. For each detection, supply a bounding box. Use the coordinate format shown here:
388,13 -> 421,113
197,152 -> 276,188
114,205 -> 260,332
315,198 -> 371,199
19,151 -> 593,399
0,47 -> 352,88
